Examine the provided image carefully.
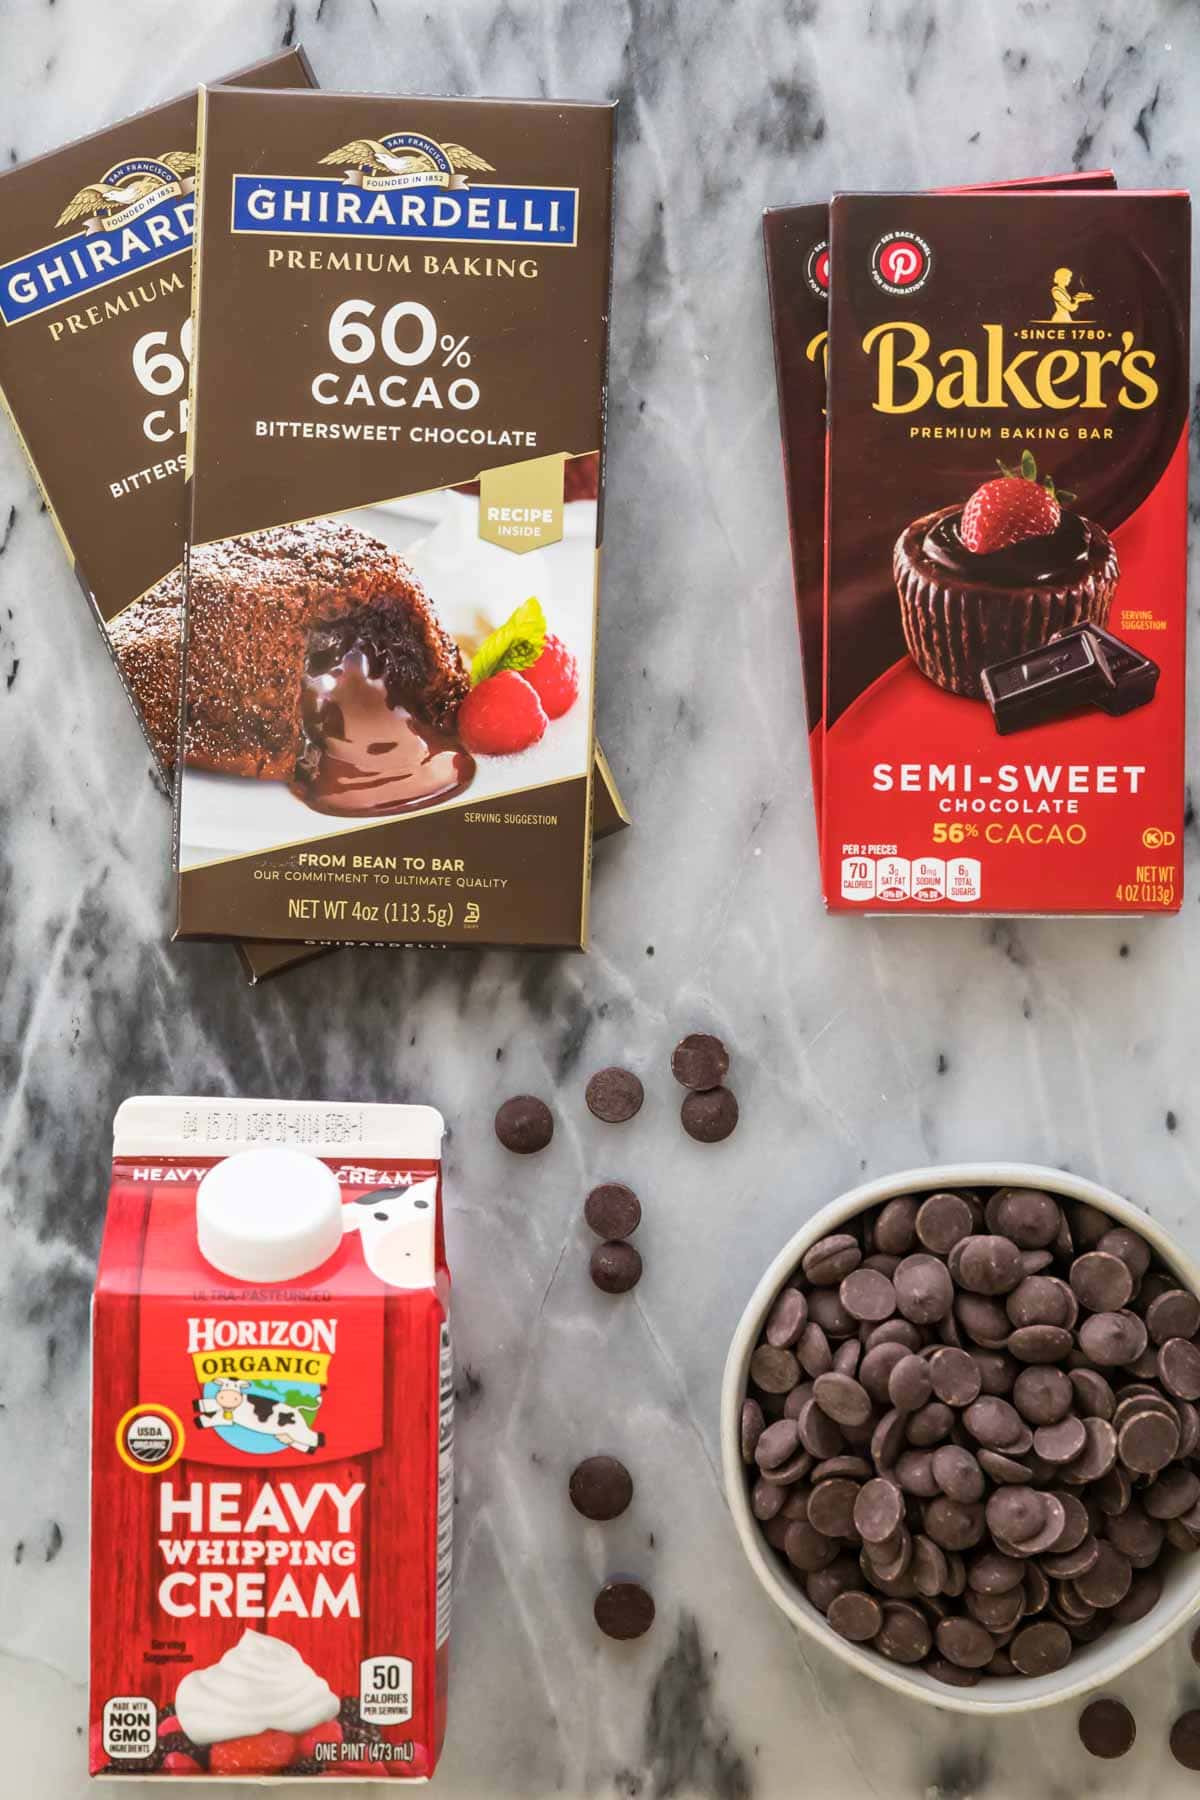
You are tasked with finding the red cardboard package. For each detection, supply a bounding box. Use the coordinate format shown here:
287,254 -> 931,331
90,1096 -> 451,1781
820,189 -> 1189,913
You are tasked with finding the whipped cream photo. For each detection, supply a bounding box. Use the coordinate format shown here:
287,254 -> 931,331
175,1630 -> 338,1745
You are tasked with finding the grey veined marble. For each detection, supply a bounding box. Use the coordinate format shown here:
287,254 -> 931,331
1,0 -> 1200,1795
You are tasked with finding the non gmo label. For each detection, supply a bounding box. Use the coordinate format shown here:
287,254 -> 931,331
360,1655 -> 413,1725
102,1696 -> 157,1761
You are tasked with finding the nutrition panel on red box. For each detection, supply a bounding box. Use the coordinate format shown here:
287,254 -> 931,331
839,851 -> 983,907
837,837 -> 1177,911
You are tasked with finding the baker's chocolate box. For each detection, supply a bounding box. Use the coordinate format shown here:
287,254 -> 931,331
821,188 -> 1189,915
174,86 -> 616,951
762,171 -> 1117,849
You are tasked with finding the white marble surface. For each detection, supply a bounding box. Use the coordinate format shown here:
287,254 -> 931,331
1,0 -> 1200,1795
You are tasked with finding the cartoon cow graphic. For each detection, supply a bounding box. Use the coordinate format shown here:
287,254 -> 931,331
342,1178 -> 437,1289
193,1380 -> 324,1454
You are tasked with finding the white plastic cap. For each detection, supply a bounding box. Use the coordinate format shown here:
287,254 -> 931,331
196,1148 -> 343,1282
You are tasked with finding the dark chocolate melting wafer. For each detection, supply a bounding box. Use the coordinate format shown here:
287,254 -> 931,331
681,1087 -> 739,1142
584,1183 -> 641,1240
593,1581 -> 655,1640
586,1067 -> 644,1123
671,1033 -> 730,1090
495,1094 -> 554,1153
1078,1698 -> 1136,1760
569,1456 -> 633,1521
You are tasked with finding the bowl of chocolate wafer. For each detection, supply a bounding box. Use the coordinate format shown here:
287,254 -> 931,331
721,1163 -> 1200,1712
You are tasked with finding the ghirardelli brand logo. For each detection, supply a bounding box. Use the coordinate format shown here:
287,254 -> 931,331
0,151 -> 196,327
186,1315 -> 338,1457
319,132 -> 494,193
56,151 -> 197,233
863,263 -> 1158,416
230,126 -> 579,248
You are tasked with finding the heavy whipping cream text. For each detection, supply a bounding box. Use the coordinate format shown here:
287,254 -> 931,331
157,1479 -> 365,1619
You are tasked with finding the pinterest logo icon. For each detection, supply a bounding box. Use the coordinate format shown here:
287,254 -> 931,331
871,230 -> 933,295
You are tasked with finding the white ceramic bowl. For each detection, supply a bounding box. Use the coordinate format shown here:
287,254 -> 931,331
721,1162 -> 1200,1714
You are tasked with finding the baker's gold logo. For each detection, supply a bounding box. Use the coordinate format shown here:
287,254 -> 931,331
1041,265 -> 1094,324
864,322 -> 1157,416
319,132 -> 494,193
56,151 -> 196,235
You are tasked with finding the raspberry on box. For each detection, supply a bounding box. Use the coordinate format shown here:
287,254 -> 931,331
459,670 -> 549,756
524,634 -> 580,719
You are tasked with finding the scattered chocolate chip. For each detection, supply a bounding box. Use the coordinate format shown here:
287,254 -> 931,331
584,1183 -> 641,1240
1171,1710 -> 1200,1772
586,1067 -> 644,1124
670,1033 -> 730,1090
569,1456 -> 633,1521
680,1086 -> 738,1143
590,1241 -> 642,1295
494,1094 -> 553,1153
1078,1697 -> 1136,1760
593,1581 -> 655,1640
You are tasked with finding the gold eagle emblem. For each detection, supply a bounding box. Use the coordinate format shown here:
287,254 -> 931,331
319,138 -> 495,179
55,151 -> 197,229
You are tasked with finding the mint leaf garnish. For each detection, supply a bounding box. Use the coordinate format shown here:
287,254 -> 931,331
470,597 -> 546,686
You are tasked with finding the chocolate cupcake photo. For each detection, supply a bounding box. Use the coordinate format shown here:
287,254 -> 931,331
894,450 -> 1119,699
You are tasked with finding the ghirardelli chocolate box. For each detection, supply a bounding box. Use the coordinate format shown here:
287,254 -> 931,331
0,50 -> 315,763
763,172 -> 1117,850
174,87 -> 617,950
91,1096 -> 451,1779
822,189 -> 1189,914
0,49 -> 320,985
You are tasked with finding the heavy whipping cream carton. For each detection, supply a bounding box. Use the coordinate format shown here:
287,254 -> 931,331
90,1097 -> 451,1781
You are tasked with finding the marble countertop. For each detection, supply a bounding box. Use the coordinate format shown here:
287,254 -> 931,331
2,0 -> 1199,1794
